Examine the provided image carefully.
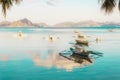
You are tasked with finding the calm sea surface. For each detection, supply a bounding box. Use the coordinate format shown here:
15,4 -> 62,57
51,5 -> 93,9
0,27 -> 120,80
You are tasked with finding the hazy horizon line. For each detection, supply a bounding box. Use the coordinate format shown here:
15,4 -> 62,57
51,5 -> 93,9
0,18 -> 120,26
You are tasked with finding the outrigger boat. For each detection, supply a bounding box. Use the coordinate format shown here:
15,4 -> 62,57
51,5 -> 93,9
17,31 -> 23,38
59,46 -> 103,64
49,35 -> 54,42
16,31 -> 28,39
59,48 -> 93,63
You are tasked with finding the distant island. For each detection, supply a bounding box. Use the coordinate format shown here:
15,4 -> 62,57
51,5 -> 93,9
0,18 -> 48,28
0,18 -> 120,28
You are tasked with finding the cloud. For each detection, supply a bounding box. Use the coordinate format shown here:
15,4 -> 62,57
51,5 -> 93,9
46,0 -> 55,6
24,0 -> 61,6
45,0 -> 60,6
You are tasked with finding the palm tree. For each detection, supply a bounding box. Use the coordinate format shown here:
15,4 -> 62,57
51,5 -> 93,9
0,0 -> 22,17
100,0 -> 120,14
0,0 -> 119,17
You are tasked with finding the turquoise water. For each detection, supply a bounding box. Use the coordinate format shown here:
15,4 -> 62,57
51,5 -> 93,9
0,27 -> 120,80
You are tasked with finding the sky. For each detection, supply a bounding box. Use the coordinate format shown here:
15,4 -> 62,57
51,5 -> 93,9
0,0 -> 120,25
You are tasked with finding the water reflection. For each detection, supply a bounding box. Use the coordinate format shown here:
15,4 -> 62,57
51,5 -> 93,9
31,53 -> 92,71
31,42 -> 103,71
0,54 -> 10,61
0,31 -> 103,72
60,47 -> 103,63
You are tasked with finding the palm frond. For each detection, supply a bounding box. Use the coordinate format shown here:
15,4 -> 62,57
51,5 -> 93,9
118,0 -> 120,11
12,0 -> 22,4
0,0 -> 22,17
101,0 -> 116,14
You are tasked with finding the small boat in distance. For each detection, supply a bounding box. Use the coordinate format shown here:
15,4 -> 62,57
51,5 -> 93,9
18,31 -> 23,38
108,29 -> 114,32
74,30 -> 79,33
49,35 -> 54,42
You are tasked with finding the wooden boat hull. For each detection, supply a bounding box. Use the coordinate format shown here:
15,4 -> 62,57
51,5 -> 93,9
76,40 -> 89,46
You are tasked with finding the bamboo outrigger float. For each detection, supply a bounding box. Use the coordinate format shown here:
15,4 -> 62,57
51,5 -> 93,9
59,46 -> 103,64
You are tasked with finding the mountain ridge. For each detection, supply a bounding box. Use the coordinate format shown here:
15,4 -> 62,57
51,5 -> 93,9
0,18 -> 120,27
